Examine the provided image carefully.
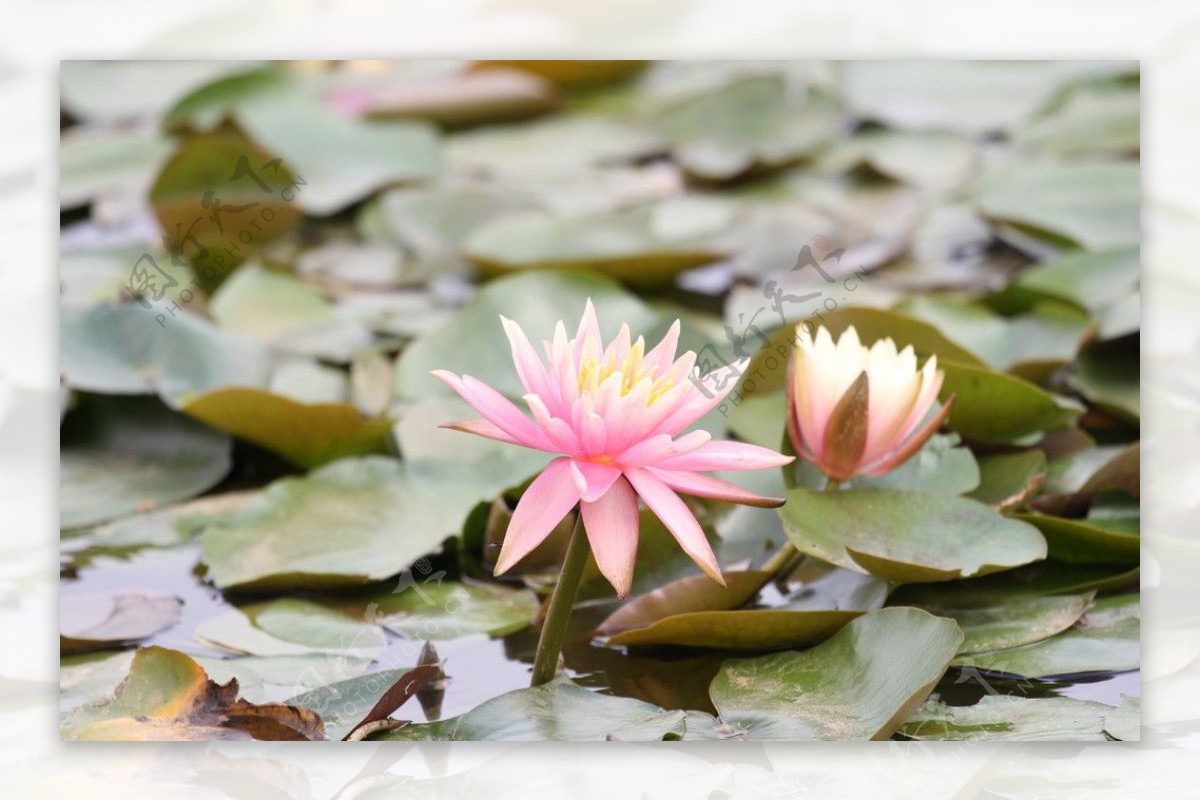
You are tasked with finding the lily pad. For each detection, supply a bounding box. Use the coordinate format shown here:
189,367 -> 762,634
596,571 -> 772,639
953,594 -> 1139,678
887,561 -> 1139,609
780,487 -> 1047,583
1015,82 -> 1140,158
604,609 -> 862,652
463,200 -> 732,287
182,387 -> 392,469
201,454 -> 541,591
913,591 -> 1096,655
974,162 -> 1140,251
394,270 -> 658,400
60,303 -> 271,405
61,646 -> 325,741
84,490 -> 255,550
194,653 -> 374,704
1067,340 -> 1140,421
820,130 -> 978,191
939,361 -> 1081,443
233,81 -> 440,215
61,591 -> 182,655
195,598 -> 387,658
1103,694 -> 1140,741
377,678 -> 687,741
1013,247 -> 1140,314
900,695 -> 1111,741
356,68 -> 560,128
657,75 -> 845,181
209,264 -> 333,340
61,396 -> 233,529
1015,511 -> 1139,566
967,450 -> 1047,510
60,126 -> 175,209
708,607 -> 964,740
366,581 -> 540,640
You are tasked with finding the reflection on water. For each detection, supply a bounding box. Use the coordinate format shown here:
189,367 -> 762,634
60,540 -> 1139,728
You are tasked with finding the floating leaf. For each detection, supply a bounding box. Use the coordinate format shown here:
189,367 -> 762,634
967,450 -> 1047,510
84,490 -> 254,550
900,695 -> 1111,741
394,271 -> 658,400
60,126 -> 175,209
604,609 -> 862,652
195,598 -> 387,658
61,591 -> 182,655
358,68 -> 559,129
61,396 -> 232,529
657,76 -> 844,181
182,387 -> 392,469
1013,247 -> 1140,314
366,581 -> 540,641
377,678 -> 687,741
596,571 -> 771,638
195,653 -> 373,704
233,81 -> 439,215
61,646 -> 325,741
887,561 -> 1138,609
1103,694 -> 1140,741
939,361 -> 1080,443
953,594 -> 1139,678
1015,511 -> 1139,566
912,591 -> 1095,655
852,433 -> 980,495
463,200 -> 732,287
201,455 -> 540,591
820,130 -> 978,190
708,607 -> 963,740
1015,82 -> 1140,158
780,487 -> 1047,583
149,131 -> 303,291
1067,340 -> 1140,421
974,162 -> 1140,251
60,303 -> 270,405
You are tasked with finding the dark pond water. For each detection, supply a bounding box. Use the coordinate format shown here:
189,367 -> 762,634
60,539 -> 1139,727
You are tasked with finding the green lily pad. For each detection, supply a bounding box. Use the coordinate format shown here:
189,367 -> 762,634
61,396 -> 233,529
820,130 -> 978,190
61,646 -> 325,741
393,270 -> 658,400
1013,247 -> 1140,315
1015,82 -> 1140,158
838,60 -> 1132,135
974,162 -> 1140,251
1067,340 -> 1140,421
780,487 -> 1047,583
604,609 -> 862,651
195,598 -> 387,658
596,571 -> 772,639
897,296 -> 1090,373
201,454 -> 541,591
852,433 -> 981,495
1015,512 -> 1139,566
708,607 -> 964,740
194,653 -> 374,705
233,81 -> 439,215
967,450 -> 1047,510
149,131 -> 304,291
60,60 -> 263,123
60,650 -> 137,712
953,593 -> 1139,678
60,126 -> 175,209
939,361 -> 1081,443
366,581 -> 539,641
61,591 -> 182,655
657,75 -> 844,181
60,303 -> 271,405
376,678 -> 687,741
900,695 -> 1111,741
182,387 -> 392,469
463,200 -> 732,287
209,264 -> 332,340
84,490 -> 254,550
887,561 -> 1139,608
1103,694 -> 1140,741
912,591 -> 1096,655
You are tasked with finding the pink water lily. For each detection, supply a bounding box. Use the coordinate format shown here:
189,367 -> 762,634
434,301 -> 793,597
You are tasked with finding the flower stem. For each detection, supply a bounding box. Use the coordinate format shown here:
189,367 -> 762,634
530,511 -> 590,687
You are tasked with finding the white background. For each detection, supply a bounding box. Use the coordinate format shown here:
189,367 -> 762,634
2,0 -> 1197,796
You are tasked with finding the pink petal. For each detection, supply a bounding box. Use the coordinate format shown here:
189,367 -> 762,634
524,393 -> 582,454
642,319 -> 681,373
573,299 -> 602,365
501,316 -> 561,414
655,361 -> 747,436
617,430 -> 711,468
493,458 -> 580,576
864,396 -> 955,477
569,459 -> 623,503
580,476 -> 640,598
625,468 -> 725,586
646,467 -> 785,508
654,440 -> 794,472
440,419 -> 521,445
431,370 -> 549,450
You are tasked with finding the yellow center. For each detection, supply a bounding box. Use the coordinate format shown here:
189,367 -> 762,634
577,341 -> 677,404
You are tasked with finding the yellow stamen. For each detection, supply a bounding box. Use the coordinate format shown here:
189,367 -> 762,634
578,339 -> 676,404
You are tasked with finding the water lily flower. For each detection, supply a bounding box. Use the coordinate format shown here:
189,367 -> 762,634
787,325 -> 953,482
434,301 -> 793,597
